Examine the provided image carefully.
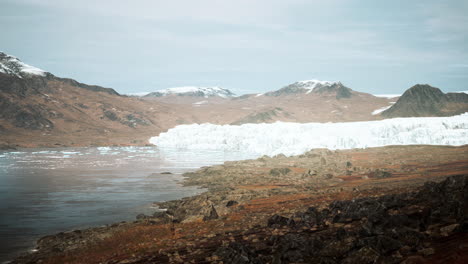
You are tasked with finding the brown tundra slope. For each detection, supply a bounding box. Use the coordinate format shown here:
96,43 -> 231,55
143,80 -> 397,125
12,145 -> 468,264
0,52 -> 194,148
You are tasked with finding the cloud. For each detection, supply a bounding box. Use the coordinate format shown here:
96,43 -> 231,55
421,1 -> 468,43
3,0 -> 468,93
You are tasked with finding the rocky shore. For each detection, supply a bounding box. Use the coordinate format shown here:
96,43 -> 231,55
11,145 -> 468,264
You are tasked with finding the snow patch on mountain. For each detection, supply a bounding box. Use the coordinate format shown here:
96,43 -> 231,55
372,102 -> 396,115
374,94 -> 401,98
145,86 -> 235,98
193,100 -> 208,106
149,113 -> 468,156
0,52 -> 46,78
297,80 -> 340,94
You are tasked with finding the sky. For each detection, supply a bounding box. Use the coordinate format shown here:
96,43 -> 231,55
1,0 -> 467,95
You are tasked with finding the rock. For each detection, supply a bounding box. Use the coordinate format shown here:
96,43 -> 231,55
269,168 -> 291,177
226,200 -> 239,207
152,211 -> 172,223
439,224 -> 459,236
268,214 -> 294,227
136,214 -> 149,220
342,246 -> 380,264
103,110 -> 119,121
214,242 -> 261,264
203,205 -> 219,221
401,255 -> 427,264
372,169 -> 392,179
364,236 -> 402,255
319,238 -> 355,257
417,247 -> 435,256
0,143 -> 16,150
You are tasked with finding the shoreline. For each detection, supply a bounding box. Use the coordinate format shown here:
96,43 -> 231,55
9,144 -> 468,263
0,141 -> 155,151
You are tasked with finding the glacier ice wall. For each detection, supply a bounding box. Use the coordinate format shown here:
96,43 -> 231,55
149,113 -> 468,156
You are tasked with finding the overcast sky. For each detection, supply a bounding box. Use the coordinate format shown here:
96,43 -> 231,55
1,0 -> 467,95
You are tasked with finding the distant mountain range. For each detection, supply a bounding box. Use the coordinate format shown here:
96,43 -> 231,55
144,86 -> 235,98
264,80 -> 352,99
1,52 -> 467,147
142,80 -> 352,99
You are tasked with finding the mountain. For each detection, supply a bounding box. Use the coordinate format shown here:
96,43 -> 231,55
230,107 -> 291,125
0,52 -> 47,78
265,80 -> 353,99
0,52 -> 187,148
153,80 -> 394,125
381,84 -> 468,117
144,86 -> 235,98
0,53 -> 405,147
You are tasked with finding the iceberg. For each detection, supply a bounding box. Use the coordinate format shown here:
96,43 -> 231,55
149,113 -> 468,157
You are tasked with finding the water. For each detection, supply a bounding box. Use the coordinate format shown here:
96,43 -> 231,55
0,146 -> 257,262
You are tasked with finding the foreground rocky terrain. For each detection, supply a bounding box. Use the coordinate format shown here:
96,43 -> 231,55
12,145 -> 468,264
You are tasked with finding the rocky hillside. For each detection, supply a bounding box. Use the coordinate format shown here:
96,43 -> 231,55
382,84 -> 468,117
0,52 -> 187,148
265,80 -> 353,99
229,107 -> 291,125
143,80 -> 394,126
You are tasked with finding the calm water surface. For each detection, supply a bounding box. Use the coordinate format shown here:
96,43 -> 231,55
0,146 -> 257,262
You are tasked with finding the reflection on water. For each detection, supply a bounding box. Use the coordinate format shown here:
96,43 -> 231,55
0,146 -> 257,262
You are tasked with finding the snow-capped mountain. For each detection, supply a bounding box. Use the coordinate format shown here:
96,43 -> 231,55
144,86 -> 235,98
0,52 -> 47,78
292,80 -> 340,94
265,79 -> 353,99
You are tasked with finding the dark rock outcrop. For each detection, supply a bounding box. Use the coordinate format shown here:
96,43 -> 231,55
214,175 -> 468,263
382,84 -> 468,117
55,77 -> 119,96
0,95 -> 54,130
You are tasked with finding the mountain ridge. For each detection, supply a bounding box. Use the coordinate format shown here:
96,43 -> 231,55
2,52 -> 465,148
264,80 -> 353,99
382,84 -> 468,117
144,86 -> 235,98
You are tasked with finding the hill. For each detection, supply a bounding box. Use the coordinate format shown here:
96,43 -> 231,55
382,84 -> 468,117
0,52 -> 185,148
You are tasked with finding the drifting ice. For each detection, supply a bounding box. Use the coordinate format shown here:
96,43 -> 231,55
149,113 -> 468,156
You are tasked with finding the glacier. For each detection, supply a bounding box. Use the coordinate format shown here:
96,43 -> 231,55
149,113 -> 468,157
371,102 -> 396,115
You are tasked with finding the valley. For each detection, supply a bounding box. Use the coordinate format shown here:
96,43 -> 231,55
5,52 -> 467,149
